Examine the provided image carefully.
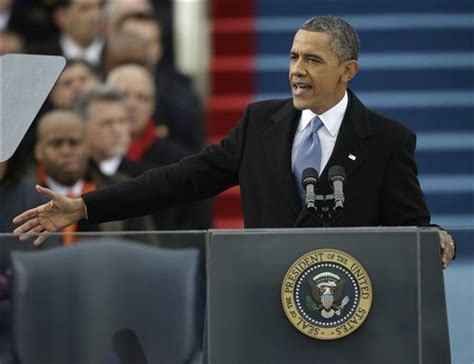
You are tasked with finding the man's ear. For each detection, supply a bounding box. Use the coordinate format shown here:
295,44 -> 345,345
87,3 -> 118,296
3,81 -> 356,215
341,60 -> 359,83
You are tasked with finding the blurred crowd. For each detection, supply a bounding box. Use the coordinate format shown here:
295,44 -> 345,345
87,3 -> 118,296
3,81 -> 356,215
0,0 -> 212,238
1,1 -> 211,360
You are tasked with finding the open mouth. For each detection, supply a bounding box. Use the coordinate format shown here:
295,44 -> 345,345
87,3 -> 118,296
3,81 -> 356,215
292,82 -> 312,96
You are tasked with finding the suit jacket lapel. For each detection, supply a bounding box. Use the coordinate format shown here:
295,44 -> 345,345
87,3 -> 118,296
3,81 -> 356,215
262,91 -> 373,214
263,99 -> 301,215
319,90 -> 373,193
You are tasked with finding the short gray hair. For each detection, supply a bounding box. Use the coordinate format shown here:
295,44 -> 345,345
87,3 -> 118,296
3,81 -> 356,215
299,16 -> 360,61
74,85 -> 124,121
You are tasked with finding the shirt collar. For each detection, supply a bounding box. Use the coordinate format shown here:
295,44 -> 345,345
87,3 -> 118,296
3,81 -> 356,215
46,177 -> 84,197
99,156 -> 122,176
60,34 -> 104,66
299,91 -> 348,137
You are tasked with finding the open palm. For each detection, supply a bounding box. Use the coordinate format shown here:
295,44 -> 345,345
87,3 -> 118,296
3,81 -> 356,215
13,185 -> 85,245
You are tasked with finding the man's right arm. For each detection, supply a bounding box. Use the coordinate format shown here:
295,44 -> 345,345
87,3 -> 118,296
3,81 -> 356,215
83,105 -> 252,224
13,104 -> 252,240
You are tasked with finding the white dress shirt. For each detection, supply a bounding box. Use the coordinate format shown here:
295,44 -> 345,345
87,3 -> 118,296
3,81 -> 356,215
46,177 -> 85,197
291,91 -> 348,174
59,34 -> 104,67
99,156 -> 122,176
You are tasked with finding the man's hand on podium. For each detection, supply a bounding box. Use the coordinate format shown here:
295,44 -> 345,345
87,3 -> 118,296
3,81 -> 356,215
13,185 -> 86,246
438,230 -> 455,269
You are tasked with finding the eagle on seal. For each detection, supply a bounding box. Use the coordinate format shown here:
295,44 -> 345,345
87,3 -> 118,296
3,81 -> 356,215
309,273 -> 349,318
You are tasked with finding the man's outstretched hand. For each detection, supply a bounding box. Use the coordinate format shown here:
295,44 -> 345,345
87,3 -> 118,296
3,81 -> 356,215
13,185 -> 86,246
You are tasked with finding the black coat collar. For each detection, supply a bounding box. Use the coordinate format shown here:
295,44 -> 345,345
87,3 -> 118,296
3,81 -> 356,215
263,99 -> 301,215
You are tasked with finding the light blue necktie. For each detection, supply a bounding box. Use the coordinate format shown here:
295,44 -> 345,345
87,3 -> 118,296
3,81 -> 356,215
293,116 -> 323,202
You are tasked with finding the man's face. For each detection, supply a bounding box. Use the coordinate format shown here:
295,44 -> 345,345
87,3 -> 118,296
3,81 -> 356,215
102,33 -> 148,76
50,63 -> 99,109
0,0 -> 11,12
86,100 -> 131,160
58,0 -> 104,45
35,113 -> 89,187
0,32 -> 24,55
108,69 -> 155,137
120,19 -> 162,69
289,30 -> 355,114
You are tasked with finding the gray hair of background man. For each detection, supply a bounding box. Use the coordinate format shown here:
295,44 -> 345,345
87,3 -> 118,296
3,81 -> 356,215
106,63 -> 156,95
300,16 -> 360,61
74,85 -> 124,121
103,0 -> 153,25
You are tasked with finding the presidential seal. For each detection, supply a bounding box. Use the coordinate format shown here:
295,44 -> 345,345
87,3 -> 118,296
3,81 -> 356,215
281,249 -> 372,340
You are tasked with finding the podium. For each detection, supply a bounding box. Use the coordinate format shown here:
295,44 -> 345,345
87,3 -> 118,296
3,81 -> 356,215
205,227 -> 451,364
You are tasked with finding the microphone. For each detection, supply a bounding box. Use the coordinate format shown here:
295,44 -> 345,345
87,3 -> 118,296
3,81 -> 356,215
328,165 -> 346,210
112,328 -> 148,364
302,167 -> 319,210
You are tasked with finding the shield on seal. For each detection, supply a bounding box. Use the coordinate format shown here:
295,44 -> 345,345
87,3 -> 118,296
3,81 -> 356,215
321,293 -> 333,309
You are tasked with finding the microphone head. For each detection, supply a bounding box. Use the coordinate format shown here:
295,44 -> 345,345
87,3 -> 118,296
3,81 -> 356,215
328,165 -> 346,183
112,328 -> 148,364
302,167 -> 319,188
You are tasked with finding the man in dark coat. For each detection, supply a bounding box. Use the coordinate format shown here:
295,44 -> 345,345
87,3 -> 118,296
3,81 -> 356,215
31,109 -> 155,242
116,12 -> 205,150
29,0 -> 105,68
75,83 -> 211,230
13,16 -> 455,267
104,65 -> 212,229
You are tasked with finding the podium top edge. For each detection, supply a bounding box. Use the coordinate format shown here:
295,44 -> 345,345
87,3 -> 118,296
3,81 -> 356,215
208,227 -> 440,235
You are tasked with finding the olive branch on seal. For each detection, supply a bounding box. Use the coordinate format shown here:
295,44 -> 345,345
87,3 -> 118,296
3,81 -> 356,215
306,295 -> 318,311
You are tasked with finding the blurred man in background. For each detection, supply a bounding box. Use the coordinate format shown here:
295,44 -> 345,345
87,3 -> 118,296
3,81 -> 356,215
0,30 -> 24,55
106,64 -> 212,229
31,0 -> 105,68
18,59 -> 100,169
34,110 -> 92,216
106,64 -> 192,165
100,32 -> 148,77
117,13 -> 205,151
79,86 -> 131,173
103,0 -> 153,37
49,59 -> 100,110
74,85 -> 149,178
117,12 -> 162,72
33,109 -> 155,243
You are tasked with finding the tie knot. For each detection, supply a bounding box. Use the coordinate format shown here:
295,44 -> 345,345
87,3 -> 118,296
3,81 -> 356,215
310,116 -> 323,134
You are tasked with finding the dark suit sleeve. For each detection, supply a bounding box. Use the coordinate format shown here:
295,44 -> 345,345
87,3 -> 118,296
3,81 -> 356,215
381,132 -> 431,226
82,106 -> 251,223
